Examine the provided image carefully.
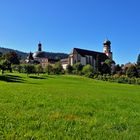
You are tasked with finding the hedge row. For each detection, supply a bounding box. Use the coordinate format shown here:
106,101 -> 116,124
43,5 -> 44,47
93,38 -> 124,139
93,74 -> 140,85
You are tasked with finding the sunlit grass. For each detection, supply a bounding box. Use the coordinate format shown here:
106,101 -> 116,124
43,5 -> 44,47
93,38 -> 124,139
0,73 -> 140,139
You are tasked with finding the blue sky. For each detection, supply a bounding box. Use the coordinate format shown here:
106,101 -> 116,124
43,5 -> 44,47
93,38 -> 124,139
0,0 -> 140,64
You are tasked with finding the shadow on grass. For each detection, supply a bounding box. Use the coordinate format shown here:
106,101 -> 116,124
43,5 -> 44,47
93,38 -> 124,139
0,74 -> 56,84
0,74 -> 25,83
29,75 -> 46,79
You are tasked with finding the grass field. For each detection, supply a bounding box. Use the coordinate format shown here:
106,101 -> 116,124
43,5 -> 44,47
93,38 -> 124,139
0,73 -> 140,140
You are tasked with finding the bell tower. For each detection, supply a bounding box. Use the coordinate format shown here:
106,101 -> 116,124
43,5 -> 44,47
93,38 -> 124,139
103,39 -> 113,60
38,42 -> 42,51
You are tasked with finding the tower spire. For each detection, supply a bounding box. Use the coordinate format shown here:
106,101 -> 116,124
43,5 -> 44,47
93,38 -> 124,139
103,39 -> 113,60
38,41 -> 42,51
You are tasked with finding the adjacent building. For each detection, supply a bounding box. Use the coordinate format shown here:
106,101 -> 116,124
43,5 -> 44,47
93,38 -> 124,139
26,42 -> 57,68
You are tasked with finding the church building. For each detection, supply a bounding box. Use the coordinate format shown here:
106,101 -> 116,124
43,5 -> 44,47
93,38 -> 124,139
26,39 -> 113,70
61,39 -> 113,70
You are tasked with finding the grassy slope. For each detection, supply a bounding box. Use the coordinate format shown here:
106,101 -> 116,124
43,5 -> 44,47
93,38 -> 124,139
0,73 -> 140,140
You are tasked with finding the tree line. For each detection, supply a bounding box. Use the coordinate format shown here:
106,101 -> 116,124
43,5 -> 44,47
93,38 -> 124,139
65,55 -> 140,84
0,51 -> 140,85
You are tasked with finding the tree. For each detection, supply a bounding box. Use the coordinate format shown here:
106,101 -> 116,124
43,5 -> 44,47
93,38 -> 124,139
0,59 -> 12,74
23,64 -> 36,76
45,64 -> 53,75
0,52 -> 2,58
73,62 -> 83,75
136,65 -> 140,77
101,63 -> 111,74
105,59 -> 113,67
12,64 -> 22,73
105,59 -> 116,74
115,64 -> 122,72
53,61 -> 63,74
112,64 -> 122,75
137,54 -> 140,66
36,64 -> 43,75
66,64 -> 73,74
126,65 -> 138,78
4,52 -> 20,65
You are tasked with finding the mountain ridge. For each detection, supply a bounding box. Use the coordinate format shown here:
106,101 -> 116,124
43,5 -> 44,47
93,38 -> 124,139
0,47 -> 68,60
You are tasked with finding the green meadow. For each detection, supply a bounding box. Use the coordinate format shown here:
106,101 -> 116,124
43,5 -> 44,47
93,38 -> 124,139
0,73 -> 140,140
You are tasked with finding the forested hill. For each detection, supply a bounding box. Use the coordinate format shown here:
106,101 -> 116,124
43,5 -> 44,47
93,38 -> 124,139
0,47 -> 28,59
44,52 -> 68,60
0,47 -> 68,60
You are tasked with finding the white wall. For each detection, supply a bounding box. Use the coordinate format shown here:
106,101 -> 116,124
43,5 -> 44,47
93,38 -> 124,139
62,64 -> 68,70
70,57 -> 73,65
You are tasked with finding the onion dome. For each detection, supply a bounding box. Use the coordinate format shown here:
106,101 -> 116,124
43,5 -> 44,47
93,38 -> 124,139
38,42 -> 42,51
33,51 -> 47,58
103,39 -> 111,45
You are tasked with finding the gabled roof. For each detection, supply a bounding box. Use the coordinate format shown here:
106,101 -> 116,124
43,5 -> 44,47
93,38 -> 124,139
73,48 -> 107,57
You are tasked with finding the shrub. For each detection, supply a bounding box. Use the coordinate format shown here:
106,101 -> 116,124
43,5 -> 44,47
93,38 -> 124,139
82,64 -> 94,77
126,65 -> 138,78
93,74 -> 140,85
73,62 -> 83,75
